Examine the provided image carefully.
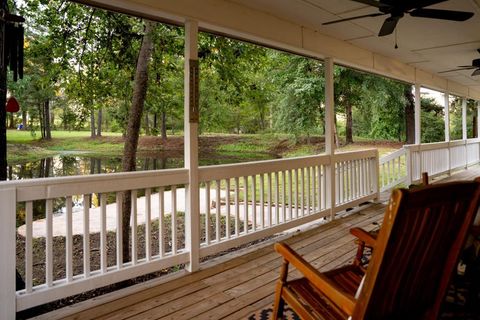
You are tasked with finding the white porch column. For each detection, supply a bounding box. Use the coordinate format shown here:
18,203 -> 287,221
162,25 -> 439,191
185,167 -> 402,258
462,98 -> 467,140
462,98 -> 468,169
414,83 -> 421,145
324,57 -> 336,220
477,101 -> 480,138
444,92 -> 450,142
0,188 -> 16,319
444,92 -> 451,175
184,20 -> 200,272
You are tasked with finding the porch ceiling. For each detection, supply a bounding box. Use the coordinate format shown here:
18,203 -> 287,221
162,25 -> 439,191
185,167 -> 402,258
78,0 -> 480,98
231,0 -> 480,91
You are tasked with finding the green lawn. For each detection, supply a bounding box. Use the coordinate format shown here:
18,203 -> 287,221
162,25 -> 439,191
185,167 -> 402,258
7,130 -> 124,163
7,130 -> 122,144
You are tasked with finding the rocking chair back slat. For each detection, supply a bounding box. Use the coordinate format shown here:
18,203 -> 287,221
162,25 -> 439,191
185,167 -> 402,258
355,180 -> 480,319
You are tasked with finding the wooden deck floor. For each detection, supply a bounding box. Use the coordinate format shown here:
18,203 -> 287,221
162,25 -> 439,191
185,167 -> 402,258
33,167 -> 480,320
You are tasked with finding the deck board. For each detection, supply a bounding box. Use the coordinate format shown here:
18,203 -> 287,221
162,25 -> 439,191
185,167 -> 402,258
34,166 -> 480,320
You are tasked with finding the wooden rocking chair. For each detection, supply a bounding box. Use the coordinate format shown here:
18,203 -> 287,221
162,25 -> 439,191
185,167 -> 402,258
351,172 -> 431,268
273,178 -> 480,320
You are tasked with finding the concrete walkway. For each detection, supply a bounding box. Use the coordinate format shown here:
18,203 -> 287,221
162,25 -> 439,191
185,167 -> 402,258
17,187 -> 227,238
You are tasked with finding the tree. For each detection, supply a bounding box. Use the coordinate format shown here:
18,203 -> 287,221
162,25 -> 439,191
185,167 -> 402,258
121,20 -> 155,262
144,24 -> 184,139
421,97 -> 444,143
199,33 -> 271,134
271,54 -> 324,140
404,86 -> 415,144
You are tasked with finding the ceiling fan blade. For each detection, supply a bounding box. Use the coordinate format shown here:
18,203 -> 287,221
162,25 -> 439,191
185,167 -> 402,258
410,8 -> 474,21
457,65 -> 475,68
477,49 -> 480,55
401,0 -> 448,11
438,67 -> 475,73
349,0 -> 382,8
472,69 -> 480,76
378,16 -> 399,36
323,12 -> 385,25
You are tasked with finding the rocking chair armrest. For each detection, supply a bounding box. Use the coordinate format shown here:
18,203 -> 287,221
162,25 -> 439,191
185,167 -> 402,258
274,242 -> 356,316
350,227 -> 377,247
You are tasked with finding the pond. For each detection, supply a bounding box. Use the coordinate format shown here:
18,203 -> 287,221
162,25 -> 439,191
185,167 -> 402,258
6,152 -> 278,180
11,151 -> 279,226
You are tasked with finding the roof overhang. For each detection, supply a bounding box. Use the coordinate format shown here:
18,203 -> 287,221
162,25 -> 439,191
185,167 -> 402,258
75,0 -> 480,100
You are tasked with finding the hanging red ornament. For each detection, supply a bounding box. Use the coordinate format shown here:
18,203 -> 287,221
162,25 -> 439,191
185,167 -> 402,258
6,97 -> 20,113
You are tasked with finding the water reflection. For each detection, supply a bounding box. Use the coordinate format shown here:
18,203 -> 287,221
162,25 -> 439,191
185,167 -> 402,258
7,152 -> 276,180
7,155 -> 181,180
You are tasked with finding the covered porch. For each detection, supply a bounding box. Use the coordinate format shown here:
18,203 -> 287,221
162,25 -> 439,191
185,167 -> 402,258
1,0 -> 480,319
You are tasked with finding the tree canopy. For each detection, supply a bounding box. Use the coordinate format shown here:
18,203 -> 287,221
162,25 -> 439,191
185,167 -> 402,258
7,0 -> 444,147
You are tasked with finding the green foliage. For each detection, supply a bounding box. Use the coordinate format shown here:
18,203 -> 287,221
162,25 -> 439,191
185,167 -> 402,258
421,97 -> 444,143
10,0 -> 432,149
271,54 -> 324,138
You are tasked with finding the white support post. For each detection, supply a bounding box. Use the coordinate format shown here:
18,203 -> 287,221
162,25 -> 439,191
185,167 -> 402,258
0,188 -> 16,319
374,150 -> 380,200
324,58 -> 336,220
462,99 -> 468,169
477,101 -> 480,138
414,83 -> 421,145
445,92 -> 451,175
462,98 -> 467,140
406,147 -> 412,186
477,101 -> 480,164
444,92 -> 450,142
184,20 -> 200,272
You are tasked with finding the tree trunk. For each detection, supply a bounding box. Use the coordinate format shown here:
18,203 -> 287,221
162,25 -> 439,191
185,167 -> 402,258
144,113 -> 150,135
333,113 -> 340,149
50,111 -> 55,131
96,108 -> 102,136
90,110 -> 96,138
8,112 -> 15,129
345,100 -> 353,144
161,111 -> 167,140
44,100 -> 52,140
22,111 -> 27,130
153,113 -> 158,133
404,87 -> 415,144
63,107 -> 68,130
121,20 -> 155,263
473,113 -> 477,138
38,104 -> 45,139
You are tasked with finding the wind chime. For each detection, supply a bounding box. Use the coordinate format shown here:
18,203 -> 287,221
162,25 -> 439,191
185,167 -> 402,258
1,0 -> 25,180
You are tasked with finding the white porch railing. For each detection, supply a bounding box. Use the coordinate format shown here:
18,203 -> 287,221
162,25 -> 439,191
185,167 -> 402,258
379,148 -> 407,192
0,149 -> 379,316
405,139 -> 480,184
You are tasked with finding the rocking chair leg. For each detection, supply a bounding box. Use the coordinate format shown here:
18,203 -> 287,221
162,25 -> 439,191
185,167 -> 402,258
273,260 -> 289,319
354,241 -> 366,266
273,281 -> 285,320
